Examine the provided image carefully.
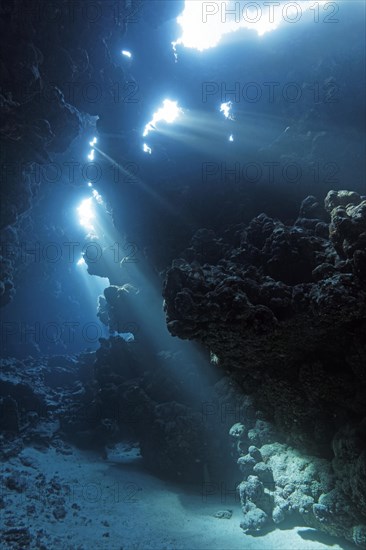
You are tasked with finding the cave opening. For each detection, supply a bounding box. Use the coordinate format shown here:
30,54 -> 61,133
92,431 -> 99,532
1,1 -> 366,549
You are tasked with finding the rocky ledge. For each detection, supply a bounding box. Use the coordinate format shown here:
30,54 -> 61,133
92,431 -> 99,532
163,190 -> 366,546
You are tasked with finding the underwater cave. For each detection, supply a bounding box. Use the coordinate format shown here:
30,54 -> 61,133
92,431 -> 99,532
0,0 -> 366,548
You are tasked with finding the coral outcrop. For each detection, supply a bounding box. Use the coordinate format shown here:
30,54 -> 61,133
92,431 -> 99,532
230,416 -> 366,548
163,191 -> 366,544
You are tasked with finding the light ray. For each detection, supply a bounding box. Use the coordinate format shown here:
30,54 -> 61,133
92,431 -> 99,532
143,99 -> 184,137
173,0 -> 329,52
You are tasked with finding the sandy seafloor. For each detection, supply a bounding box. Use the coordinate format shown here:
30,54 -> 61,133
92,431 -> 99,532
0,441 -> 358,550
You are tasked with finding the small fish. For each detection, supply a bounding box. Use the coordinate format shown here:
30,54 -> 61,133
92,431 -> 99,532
120,283 -> 140,295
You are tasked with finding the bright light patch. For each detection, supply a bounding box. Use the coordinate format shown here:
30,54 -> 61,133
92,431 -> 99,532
88,149 -> 95,161
143,99 -> 183,137
77,198 -> 95,231
89,137 -> 97,146
220,101 -> 234,119
122,50 -> 132,58
229,134 -> 234,142
92,189 -> 103,204
77,257 -> 86,266
121,332 -> 134,342
87,182 -> 93,187
173,0 -> 328,52
143,143 -> 152,154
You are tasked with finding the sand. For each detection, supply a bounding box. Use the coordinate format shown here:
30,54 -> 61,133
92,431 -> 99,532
0,443 -> 356,550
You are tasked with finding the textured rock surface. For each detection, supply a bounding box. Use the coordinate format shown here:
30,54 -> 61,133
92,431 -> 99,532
163,191 -> 366,543
0,0 -> 139,304
231,416 -> 366,548
163,191 -> 366,449
1,1 -> 366,547
0,354 -> 86,460
60,336 -> 240,483
326,191 -> 366,279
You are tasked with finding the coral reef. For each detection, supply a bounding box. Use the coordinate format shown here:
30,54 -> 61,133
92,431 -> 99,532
60,336 -> 239,483
163,191 -> 366,448
0,0 -> 139,304
163,191 -> 366,543
0,354 -> 85,459
1,0 -> 365,546
231,416 -> 366,548
326,190 -> 366,279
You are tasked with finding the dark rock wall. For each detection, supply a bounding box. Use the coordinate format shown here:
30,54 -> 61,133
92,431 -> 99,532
162,189 -> 366,545
163,191 -> 366,451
